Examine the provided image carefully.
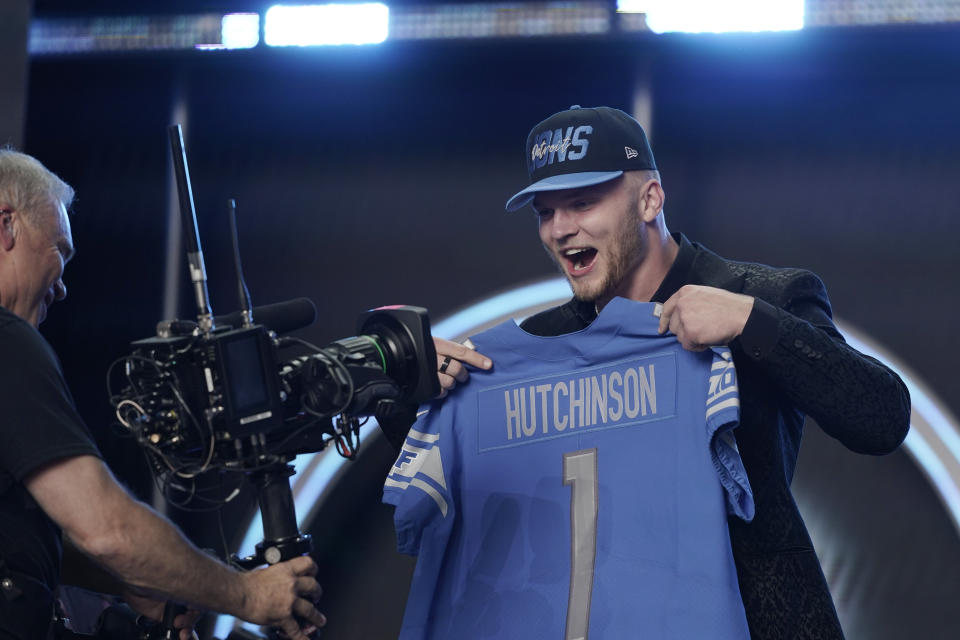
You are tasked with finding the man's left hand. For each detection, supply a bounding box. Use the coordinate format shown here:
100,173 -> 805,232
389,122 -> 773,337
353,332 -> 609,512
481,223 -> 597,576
658,285 -> 754,351
433,337 -> 492,398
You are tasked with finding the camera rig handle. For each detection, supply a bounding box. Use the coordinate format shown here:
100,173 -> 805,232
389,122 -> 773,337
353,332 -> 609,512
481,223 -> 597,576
232,462 -> 312,569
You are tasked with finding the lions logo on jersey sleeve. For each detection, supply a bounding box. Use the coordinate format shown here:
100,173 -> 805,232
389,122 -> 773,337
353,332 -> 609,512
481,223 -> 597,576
385,425 -> 450,518
705,347 -> 753,521
707,348 -> 739,422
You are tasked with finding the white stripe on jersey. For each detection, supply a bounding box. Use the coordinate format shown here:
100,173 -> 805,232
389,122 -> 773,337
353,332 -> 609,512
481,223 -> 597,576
408,428 -> 439,443
706,396 -> 740,420
410,477 -> 449,517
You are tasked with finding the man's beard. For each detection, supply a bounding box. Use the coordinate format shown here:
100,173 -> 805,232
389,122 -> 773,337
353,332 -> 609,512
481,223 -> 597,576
546,190 -> 643,304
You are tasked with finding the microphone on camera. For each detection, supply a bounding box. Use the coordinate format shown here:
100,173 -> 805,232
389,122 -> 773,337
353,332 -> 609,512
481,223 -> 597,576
156,298 -> 317,338
216,297 -> 317,334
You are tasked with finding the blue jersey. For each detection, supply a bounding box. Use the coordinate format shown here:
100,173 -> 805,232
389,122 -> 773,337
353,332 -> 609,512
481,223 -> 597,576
383,297 -> 754,640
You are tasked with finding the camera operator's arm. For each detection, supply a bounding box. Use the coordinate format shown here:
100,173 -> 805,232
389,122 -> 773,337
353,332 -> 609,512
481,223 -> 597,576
62,536 -> 202,639
26,454 -> 326,640
61,533 -> 124,595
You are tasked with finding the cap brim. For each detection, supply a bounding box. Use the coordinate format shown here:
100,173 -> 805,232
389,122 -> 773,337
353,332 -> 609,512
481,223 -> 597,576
504,170 -> 624,212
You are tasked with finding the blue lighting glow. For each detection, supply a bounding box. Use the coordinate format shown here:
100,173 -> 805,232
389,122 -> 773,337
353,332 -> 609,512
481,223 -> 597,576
221,13 -> 260,49
618,0 -> 804,33
431,279 -> 574,340
264,3 -> 389,47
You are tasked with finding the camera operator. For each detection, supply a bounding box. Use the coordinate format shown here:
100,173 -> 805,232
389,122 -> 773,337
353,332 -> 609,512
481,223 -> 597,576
0,149 -> 326,640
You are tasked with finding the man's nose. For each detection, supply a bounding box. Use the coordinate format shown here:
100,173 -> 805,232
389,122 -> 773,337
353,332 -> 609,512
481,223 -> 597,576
550,208 -> 578,239
54,279 -> 67,301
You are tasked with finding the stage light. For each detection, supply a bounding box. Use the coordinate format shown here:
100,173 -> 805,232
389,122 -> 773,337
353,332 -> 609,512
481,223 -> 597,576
221,13 -> 260,49
618,0 -> 804,33
264,3 -> 390,46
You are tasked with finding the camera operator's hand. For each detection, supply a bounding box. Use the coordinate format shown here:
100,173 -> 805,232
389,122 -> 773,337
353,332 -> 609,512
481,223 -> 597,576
120,591 -> 201,640
238,556 -> 326,640
433,337 -> 492,398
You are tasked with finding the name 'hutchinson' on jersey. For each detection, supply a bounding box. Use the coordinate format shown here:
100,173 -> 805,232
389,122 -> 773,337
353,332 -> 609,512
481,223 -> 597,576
478,353 -> 678,452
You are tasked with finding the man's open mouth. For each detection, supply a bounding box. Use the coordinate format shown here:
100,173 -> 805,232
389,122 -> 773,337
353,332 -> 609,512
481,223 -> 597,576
562,247 -> 598,273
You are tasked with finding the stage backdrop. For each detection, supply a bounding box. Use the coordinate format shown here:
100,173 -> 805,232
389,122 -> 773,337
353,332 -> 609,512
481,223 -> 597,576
25,25 -> 960,640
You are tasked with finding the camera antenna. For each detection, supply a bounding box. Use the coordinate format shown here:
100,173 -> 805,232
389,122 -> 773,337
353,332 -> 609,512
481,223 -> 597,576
227,198 -> 254,328
168,124 -> 215,335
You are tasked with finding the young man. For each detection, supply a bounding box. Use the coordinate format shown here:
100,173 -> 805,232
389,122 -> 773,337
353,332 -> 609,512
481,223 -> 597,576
430,105 -> 910,638
0,149 -> 326,640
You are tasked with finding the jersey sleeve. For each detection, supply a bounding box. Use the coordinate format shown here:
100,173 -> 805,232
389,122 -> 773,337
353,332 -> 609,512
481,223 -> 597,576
382,401 -> 456,555
705,347 -> 754,522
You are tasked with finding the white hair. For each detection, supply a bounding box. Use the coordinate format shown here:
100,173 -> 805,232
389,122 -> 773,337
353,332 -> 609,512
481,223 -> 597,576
0,148 -> 75,225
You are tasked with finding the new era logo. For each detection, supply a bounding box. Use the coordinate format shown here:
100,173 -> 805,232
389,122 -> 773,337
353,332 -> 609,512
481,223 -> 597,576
625,146 -> 638,159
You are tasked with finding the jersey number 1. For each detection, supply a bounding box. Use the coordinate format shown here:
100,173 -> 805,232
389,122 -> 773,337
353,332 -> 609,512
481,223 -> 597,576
563,448 -> 598,640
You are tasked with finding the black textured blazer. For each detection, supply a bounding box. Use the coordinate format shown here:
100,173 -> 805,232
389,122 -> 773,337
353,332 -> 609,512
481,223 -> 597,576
521,233 -> 911,640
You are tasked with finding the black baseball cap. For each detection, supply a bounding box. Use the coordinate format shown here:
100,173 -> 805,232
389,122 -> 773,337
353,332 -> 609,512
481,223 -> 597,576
505,105 -> 657,212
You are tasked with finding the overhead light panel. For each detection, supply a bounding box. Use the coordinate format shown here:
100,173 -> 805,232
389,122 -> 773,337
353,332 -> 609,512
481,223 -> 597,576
618,0 -> 804,33
220,13 -> 260,49
264,3 -> 390,46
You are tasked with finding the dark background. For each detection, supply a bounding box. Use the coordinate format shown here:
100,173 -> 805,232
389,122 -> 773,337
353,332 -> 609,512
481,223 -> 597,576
8,2 -> 960,638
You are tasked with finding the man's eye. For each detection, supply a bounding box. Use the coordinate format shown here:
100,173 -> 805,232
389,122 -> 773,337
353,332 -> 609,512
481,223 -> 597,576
535,209 -> 553,219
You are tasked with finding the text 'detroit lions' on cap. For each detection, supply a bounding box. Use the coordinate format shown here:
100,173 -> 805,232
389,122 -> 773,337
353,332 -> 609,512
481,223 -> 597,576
505,105 -> 657,212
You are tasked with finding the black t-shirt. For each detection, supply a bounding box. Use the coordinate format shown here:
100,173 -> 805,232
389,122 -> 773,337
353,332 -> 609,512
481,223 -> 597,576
0,306 -> 101,637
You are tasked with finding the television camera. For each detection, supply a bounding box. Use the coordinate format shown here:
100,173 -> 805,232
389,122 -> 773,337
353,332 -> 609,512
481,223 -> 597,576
111,297 -> 437,474
101,126 -> 437,639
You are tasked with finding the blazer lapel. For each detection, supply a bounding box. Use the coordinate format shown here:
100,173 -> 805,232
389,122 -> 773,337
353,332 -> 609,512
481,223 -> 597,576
687,241 -> 748,294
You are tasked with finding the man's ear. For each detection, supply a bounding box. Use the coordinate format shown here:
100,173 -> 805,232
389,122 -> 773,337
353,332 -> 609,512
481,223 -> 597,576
0,208 -> 17,251
639,181 -> 665,223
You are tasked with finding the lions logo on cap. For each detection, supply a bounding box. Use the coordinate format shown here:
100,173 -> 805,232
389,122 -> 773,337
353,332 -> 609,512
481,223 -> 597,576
529,125 -> 592,171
